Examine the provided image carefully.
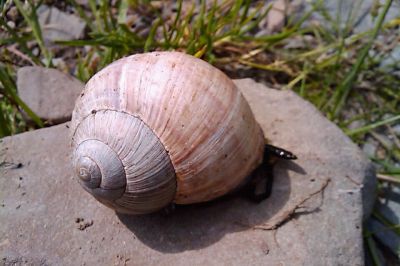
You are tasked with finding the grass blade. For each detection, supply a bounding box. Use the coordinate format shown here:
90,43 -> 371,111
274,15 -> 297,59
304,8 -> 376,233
365,233 -> 384,266
346,114 -> 400,136
144,18 -> 161,52
0,65 -> 43,127
117,0 -> 129,25
0,104 -> 11,137
13,0 -> 52,67
331,0 -> 393,118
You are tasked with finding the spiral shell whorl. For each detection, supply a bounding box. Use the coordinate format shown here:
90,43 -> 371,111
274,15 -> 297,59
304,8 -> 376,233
74,139 -> 126,200
72,110 -> 176,214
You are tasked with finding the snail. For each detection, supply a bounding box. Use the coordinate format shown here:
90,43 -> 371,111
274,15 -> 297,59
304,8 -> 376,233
70,51 -> 296,215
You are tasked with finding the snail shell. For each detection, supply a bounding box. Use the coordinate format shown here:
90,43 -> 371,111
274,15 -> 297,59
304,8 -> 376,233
71,52 -> 264,214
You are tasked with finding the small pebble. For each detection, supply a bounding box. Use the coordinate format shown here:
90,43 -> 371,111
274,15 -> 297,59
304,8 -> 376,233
78,220 -> 93,231
6,6 -> 18,21
32,48 -> 40,56
6,21 -> 15,29
362,141 -> 377,157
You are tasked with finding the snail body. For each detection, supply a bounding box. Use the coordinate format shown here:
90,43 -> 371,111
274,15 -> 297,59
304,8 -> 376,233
71,52 -> 266,214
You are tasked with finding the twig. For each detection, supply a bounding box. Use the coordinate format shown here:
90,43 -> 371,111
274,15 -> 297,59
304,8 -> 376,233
253,178 -> 331,230
377,174 -> 400,185
7,45 -> 37,66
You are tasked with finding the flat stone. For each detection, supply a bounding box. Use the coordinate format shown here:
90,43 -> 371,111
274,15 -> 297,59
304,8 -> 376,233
0,79 -> 375,265
37,5 -> 86,43
258,0 -> 287,35
17,67 -> 84,124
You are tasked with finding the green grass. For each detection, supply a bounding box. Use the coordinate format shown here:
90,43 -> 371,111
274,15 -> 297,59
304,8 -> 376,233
0,0 -> 399,264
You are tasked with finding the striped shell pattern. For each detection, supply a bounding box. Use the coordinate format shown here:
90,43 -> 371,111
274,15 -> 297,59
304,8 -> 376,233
71,52 -> 264,214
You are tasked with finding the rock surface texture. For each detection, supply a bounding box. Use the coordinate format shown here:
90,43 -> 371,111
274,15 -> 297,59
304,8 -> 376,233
17,66 -> 84,124
37,5 -> 86,43
0,79 -> 375,265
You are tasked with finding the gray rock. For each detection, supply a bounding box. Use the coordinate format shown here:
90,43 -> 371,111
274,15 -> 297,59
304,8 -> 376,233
0,79 -> 375,265
37,5 -> 86,43
296,0 -> 399,33
17,66 -> 84,124
258,0 -> 287,35
362,136 -> 378,158
237,79 -> 377,220
380,45 -> 400,68
393,124 -> 400,136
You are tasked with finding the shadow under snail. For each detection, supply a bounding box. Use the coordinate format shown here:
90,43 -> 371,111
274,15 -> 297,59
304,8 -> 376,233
70,51 -> 296,215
